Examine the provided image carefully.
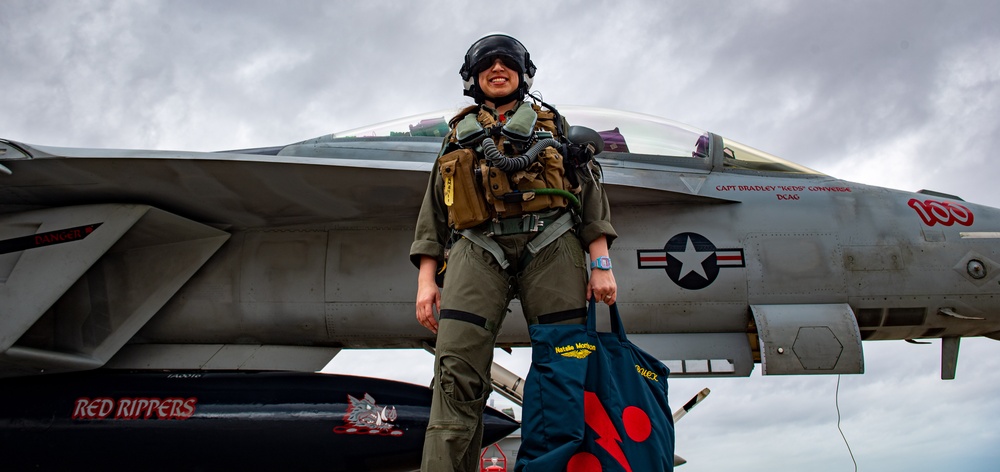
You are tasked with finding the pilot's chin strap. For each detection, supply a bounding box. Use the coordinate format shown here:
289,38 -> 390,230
459,211 -> 575,271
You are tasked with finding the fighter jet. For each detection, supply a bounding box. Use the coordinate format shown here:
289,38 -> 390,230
1,106 -> 998,468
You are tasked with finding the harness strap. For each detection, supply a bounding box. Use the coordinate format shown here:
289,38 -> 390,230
460,211 -> 575,272
485,211 -> 559,236
460,228 -> 511,269
525,212 -> 574,257
535,307 -> 587,325
440,309 -> 494,331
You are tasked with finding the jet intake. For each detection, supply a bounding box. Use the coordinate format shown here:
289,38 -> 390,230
0,204 -> 230,377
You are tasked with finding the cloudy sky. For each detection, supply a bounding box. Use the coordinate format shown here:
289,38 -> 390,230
3,0 -> 999,470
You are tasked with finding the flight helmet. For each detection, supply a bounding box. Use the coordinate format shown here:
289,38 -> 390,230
460,34 -> 536,106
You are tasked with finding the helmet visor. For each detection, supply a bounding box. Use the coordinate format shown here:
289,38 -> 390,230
465,34 -> 528,76
470,54 -> 522,76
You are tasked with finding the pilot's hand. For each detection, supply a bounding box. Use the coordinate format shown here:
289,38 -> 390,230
416,257 -> 440,334
587,268 -> 617,305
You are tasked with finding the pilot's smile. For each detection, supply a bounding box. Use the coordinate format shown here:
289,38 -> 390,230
478,58 -> 519,99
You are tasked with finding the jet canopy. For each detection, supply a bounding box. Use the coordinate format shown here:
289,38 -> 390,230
314,106 -> 823,175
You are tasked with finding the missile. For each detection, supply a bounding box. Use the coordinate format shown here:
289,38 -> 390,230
0,370 -> 519,471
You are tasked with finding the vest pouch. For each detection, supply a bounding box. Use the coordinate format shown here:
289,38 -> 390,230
520,146 -> 569,213
481,163 -> 516,217
439,148 -> 491,230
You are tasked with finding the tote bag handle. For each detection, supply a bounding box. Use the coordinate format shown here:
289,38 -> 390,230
586,298 -> 627,342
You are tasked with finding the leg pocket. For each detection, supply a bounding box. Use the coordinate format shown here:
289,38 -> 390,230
441,238 -> 511,322
519,233 -> 588,319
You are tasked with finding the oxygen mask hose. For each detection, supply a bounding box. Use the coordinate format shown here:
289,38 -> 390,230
480,136 -> 561,173
533,188 -> 580,209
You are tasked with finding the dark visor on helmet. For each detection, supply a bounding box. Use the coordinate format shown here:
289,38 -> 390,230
470,54 -> 522,75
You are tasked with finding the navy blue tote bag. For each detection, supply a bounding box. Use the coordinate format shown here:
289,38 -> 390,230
516,300 -> 674,471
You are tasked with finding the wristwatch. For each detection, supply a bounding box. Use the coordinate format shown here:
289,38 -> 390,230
591,256 -> 612,270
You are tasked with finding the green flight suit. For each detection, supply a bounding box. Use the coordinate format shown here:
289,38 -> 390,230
410,102 -> 616,472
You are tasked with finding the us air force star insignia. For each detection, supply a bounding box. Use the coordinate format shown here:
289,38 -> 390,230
637,232 -> 745,290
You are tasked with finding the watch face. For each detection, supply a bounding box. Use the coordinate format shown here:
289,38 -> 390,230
592,257 -> 611,270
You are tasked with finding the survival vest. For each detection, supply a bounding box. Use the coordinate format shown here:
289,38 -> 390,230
438,102 -> 574,230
